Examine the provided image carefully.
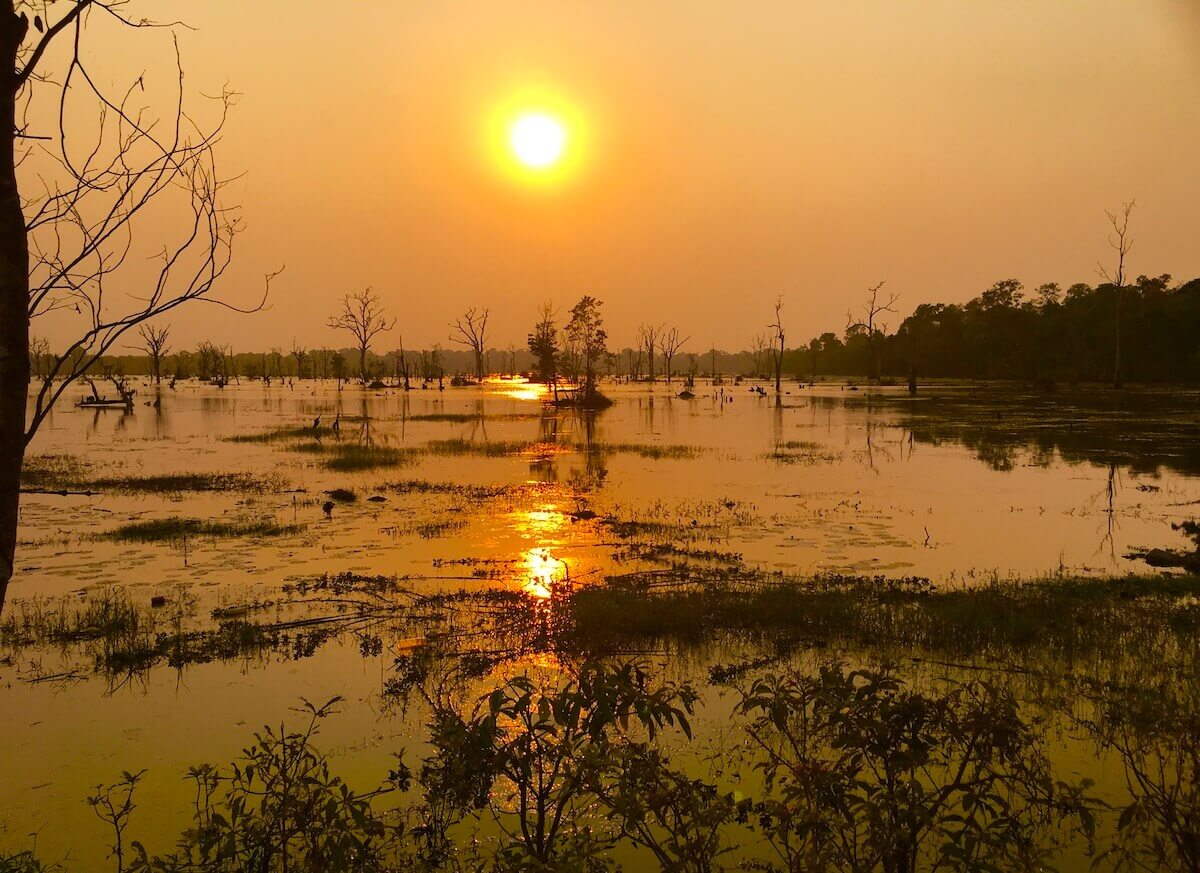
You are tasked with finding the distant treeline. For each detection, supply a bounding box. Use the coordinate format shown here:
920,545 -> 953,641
33,275 -> 1200,385
814,275 -> 1200,384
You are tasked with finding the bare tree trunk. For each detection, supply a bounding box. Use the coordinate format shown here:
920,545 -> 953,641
774,337 -> 783,395
0,5 -> 29,604
1113,292 -> 1121,388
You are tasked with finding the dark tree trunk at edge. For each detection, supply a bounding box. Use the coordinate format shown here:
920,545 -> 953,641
0,5 -> 30,607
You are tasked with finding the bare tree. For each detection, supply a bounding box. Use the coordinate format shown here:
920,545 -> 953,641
196,341 -> 221,381
1098,200 -> 1135,388
636,322 -> 664,382
847,282 -> 900,381
138,324 -> 171,384
1,5 -> 277,599
28,335 -> 51,381
660,326 -> 689,384
769,297 -> 786,395
290,340 -> 308,379
449,306 -> 489,381
750,332 -> 769,378
396,336 -> 411,389
328,287 -> 395,384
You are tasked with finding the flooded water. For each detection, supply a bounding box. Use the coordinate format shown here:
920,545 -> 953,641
4,378 -> 1199,866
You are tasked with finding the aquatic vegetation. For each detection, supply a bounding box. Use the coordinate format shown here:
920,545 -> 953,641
423,437 -> 538,457
412,518 -> 469,539
227,425 -> 329,444
416,660 -> 698,868
102,517 -> 303,543
87,472 -> 285,493
762,440 -> 840,464
4,661 -> 1123,872
85,699 -> 411,873
594,441 -> 702,459
407,411 -> 540,422
19,453 -> 89,490
311,442 -> 419,471
326,487 -> 358,502
736,662 -> 1097,870
384,479 -> 509,499
566,573 -> 1200,667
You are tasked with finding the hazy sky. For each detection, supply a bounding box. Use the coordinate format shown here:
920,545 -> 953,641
33,0 -> 1200,352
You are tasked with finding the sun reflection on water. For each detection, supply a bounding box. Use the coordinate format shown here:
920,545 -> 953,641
486,376 -> 547,402
522,547 -> 565,599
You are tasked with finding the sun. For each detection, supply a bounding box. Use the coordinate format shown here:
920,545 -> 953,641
510,113 -> 566,170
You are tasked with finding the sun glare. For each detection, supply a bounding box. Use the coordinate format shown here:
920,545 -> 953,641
510,113 -> 565,169
486,91 -> 586,186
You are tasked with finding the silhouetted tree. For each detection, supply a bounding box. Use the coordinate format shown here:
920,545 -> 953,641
769,297 -> 785,396
290,341 -> 309,379
1098,200 -> 1135,388
0,3 -> 274,601
661,326 -> 689,384
450,306 -> 489,381
636,322 -> 663,382
847,282 -> 900,381
328,288 -> 395,384
565,296 -> 608,401
528,302 -> 559,390
138,325 -> 171,385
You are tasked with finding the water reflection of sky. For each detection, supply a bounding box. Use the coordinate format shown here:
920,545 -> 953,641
17,380 -> 1200,601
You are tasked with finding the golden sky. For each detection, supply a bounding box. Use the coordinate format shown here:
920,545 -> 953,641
35,0 -> 1200,351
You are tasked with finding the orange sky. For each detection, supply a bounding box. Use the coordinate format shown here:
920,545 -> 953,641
31,0 -> 1200,352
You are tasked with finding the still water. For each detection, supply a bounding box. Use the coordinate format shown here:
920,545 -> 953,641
3,378 -> 1198,865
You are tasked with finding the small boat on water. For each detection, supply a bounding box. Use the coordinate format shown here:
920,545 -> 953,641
76,397 -> 133,409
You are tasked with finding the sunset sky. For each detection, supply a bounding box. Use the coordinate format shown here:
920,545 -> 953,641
35,0 -> 1200,352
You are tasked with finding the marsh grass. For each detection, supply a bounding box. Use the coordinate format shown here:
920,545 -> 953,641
763,440 -> 840,464
423,438 -> 538,457
87,472 -> 285,493
292,441 -> 419,471
102,517 -> 303,543
413,518 -> 469,539
20,453 -> 90,489
228,425 -> 327,444
594,442 -> 702,460
385,479 -> 509,499
407,412 -> 540,422
567,573 -> 1200,665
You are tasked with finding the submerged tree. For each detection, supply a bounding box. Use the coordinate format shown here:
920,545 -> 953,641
564,295 -> 608,403
449,306 -> 489,381
0,3 -> 274,603
769,297 -> 785,396
636,322 -> 663,382
660,326 -> 689,384
527,301 -> 559,389
328,288 -> 395,384
137,324 -> 171,385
